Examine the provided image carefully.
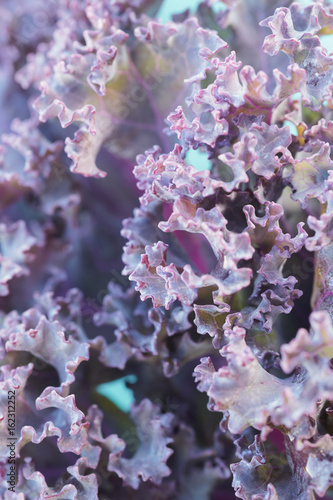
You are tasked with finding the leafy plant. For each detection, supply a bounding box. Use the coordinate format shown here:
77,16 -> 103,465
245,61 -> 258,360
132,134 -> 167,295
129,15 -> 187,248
1,1 -> 333,498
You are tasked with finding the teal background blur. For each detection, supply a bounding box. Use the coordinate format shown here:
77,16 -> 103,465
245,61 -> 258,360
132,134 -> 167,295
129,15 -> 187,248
158,0 -> 202,21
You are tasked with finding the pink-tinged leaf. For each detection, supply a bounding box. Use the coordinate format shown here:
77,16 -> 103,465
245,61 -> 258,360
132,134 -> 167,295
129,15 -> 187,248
18,391 -> 89,455
16,455 -> 98,499
121,204 -> 168,276
211,51 -> 245,108
0,118 -> 63,197
107,399 -> 174,489
306,119 -> 333,147
157,263 -> 198,306
248,123 -> 292,179
0,220 -> 39,264
273,64 -> 307,104
241,206 -> 307,333
160,204 -> 254,295
306,209 -> 333,252
129,241 -> 200,309
261,9 -> 302,57
193,303 -> 230,348
162,331 -> 213,378
89,335 -> 133,370
134,144 -> 222,207
188,52 -> 303,136
220,122 -> 291,186
129,241 -> 172,308
194,341 -> 287,433
281,310 -> 333,374
66,458 -> 99,500
65,120 -> 108,178
303,434 -> 333,497
0,221 -> 42,296
216,152 -> 248,193
30,9 -> 226,177
244,202 -> 284,249
168,104 -> 229,149
259,246 -> 297,288
261,4 -> 333,110
16,457 -> 77,499
231,434 -> 313,500
194,308 -> 333,435
245,201 -> 307,257
310,242 -> 333,320
5,311 -> 89,396
260,3 -> 333,56
93,281 -> 191,368
0,364 -> 33,458
136,18 -> 227,86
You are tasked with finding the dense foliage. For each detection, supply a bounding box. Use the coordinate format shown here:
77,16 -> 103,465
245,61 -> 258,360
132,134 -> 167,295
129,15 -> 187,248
1,0 -> 333,498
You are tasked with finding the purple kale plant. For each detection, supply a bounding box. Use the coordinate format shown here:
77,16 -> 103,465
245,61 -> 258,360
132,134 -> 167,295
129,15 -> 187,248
1,0 -> 333,498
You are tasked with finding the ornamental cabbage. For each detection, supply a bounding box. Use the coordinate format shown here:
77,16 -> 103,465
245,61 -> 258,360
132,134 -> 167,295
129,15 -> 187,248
1,1 -> 333,499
